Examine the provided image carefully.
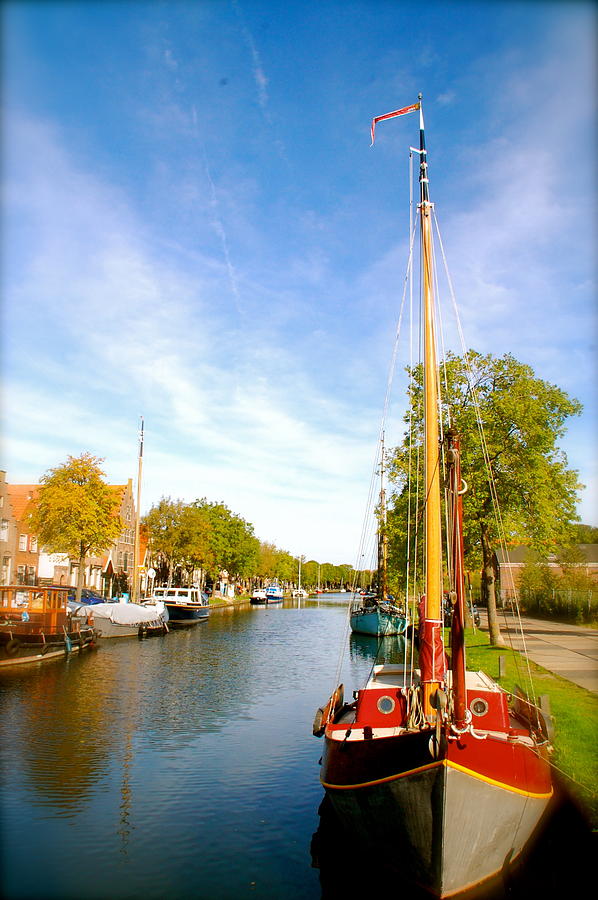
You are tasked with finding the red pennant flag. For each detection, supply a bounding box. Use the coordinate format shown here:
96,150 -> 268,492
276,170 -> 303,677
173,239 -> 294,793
370,102 -> 420,145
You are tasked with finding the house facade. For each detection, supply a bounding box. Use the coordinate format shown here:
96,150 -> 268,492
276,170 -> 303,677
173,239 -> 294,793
497,544 -> 598,599
1,479 -> 40,586
0,472 -> 138,596
0,471 -> 18,584
100,479 -> 136,596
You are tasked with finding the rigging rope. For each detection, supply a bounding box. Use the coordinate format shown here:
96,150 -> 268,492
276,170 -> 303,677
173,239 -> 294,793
432,209 -> 540,714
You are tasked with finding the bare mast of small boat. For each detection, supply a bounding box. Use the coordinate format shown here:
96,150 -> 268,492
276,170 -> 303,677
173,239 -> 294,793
378,432 -> 389,603
132,416 -> 144,603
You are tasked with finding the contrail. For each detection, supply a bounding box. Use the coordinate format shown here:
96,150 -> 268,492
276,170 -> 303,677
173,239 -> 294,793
232,0 -> 270,116
192,106 -> 244,316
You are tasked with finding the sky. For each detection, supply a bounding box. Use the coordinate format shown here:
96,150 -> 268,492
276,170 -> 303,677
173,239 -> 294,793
1,0 -> 596,566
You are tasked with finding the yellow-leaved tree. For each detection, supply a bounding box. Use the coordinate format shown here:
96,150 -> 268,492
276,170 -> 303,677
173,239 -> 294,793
28,453 -> 123,602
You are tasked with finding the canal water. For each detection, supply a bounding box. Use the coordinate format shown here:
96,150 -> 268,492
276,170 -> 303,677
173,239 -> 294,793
0,594 -> 592,900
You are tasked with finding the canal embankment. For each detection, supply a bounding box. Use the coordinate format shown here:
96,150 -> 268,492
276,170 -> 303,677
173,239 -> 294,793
470,614 -> 598,827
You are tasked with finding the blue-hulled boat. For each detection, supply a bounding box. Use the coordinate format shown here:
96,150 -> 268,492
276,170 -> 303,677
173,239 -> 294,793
350,596 -> 408,636
150,587 -> 209,626
265,583 -> 284,604
349,434 -> 408,637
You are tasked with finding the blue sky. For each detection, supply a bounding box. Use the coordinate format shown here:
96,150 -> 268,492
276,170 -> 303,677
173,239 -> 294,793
2,0 -> 596,565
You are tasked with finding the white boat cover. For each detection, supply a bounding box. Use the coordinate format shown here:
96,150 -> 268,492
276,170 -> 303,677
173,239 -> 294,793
86,602 -> 165,625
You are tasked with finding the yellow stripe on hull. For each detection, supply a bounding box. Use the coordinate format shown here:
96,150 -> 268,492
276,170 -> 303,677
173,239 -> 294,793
322,756 -> 552,799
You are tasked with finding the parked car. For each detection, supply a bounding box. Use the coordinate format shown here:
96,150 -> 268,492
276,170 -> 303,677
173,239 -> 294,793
65,587 -> 105,604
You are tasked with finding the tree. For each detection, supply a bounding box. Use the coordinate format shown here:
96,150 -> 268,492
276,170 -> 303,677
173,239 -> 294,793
143,497 -> 259,587
143,497 -> 186,584
178,504 -> 215,586
571,523 -> 598,543
28,453 -> 122,602
388,350 -> 582,645
190,499 -> 260,580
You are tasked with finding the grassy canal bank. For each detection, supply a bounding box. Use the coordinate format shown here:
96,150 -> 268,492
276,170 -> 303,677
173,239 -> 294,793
463,628 -> 598,827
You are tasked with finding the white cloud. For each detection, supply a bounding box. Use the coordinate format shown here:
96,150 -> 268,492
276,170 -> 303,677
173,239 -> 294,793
2,111 -> 377,562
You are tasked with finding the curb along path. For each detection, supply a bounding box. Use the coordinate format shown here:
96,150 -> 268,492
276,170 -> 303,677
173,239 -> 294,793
479,610 -> 598,693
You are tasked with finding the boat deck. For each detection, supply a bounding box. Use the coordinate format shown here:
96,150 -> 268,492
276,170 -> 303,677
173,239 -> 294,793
368,664 -> 504,694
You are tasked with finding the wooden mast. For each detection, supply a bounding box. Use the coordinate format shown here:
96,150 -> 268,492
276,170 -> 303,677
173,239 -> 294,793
419,97 -> 444,717
132,417 -> 144,603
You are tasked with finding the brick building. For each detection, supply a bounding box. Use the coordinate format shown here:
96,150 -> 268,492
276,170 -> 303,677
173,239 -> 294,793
497,544 -> 598,599
0,471 -> 138,596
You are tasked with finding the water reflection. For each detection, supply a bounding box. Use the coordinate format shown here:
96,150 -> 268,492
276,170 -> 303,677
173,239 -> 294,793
9,650 -> 116,815
1,596 -> 592,900
349,632 -> 407,665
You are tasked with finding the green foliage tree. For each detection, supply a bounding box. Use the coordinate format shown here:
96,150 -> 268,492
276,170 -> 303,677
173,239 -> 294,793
571,523 -> 598,543
388,350 -> 582,645
178,504 -> 215,586
144,497 -> 259,587
28,453 -> 122,602
143,497 -> 187,584
191,499 -> 259,580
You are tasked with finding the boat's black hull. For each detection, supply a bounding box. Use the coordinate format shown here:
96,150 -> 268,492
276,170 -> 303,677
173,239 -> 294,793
321,727 -> 552,897
165,603 -> 209,625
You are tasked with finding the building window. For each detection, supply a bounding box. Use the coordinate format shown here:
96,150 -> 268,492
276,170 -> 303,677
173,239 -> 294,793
30,537 -> 38,552
26,566 -> 36,586
17,565 -> 26,584
19,534 -> 27,551
0,520 -> 8,542
1,556 -> 10,585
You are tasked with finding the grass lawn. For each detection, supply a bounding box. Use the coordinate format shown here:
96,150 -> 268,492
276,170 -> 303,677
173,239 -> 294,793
462,627 -> 598,827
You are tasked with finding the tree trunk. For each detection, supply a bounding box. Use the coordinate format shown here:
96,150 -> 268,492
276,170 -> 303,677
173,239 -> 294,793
480,523 -> 503,646
75,542 -> 86,603
463,572 -> 472,628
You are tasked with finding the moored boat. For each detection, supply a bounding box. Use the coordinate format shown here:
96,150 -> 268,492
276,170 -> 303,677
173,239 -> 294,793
0,584 -> 96,666
265,583 -> 284,604
314,97 -> 554,898
349,597 -> 408,636
70,600 -> 168,638
251,588 -> 268,604
150,587 -> 209,626
350,435 -> 408,637
292,556 -> 308,599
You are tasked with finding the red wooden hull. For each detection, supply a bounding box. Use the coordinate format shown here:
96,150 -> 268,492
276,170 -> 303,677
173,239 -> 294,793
322,725 -> 551,896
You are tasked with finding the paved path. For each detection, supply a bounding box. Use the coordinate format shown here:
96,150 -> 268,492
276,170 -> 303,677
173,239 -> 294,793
478,610 -> 598,694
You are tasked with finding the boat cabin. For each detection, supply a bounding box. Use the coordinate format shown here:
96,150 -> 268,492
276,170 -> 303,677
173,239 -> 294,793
327,664 -> 513,735
151,587 -> 207,607
0,585 -> 70,635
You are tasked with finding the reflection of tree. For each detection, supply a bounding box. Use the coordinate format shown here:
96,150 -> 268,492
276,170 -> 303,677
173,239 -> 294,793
19,655 -> 115,813
117,733 -> 133,857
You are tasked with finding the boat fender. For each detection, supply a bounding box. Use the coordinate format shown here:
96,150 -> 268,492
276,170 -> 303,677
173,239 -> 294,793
64,635 -> 73,654
40,643 -> 53,655
5,638 -> 21,656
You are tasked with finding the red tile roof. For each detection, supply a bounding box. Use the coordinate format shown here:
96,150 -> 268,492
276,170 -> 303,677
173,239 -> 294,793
6,485 -> 39,523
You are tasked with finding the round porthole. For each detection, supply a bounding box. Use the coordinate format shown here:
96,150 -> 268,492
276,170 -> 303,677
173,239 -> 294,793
377,695 -> 395,714
470,697 -> 489,717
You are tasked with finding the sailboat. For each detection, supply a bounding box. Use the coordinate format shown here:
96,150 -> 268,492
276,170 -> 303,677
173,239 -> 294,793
293,556 -> 309,599
350,435 -> 408,636
314,98 -> 553,898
